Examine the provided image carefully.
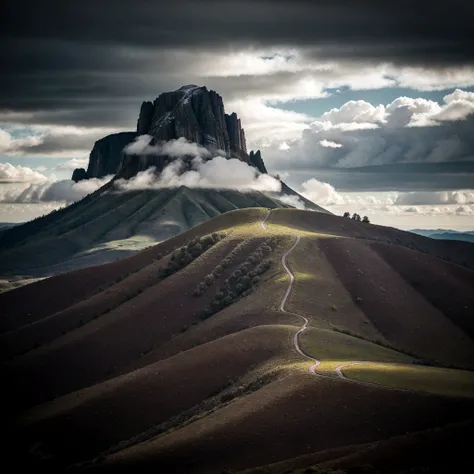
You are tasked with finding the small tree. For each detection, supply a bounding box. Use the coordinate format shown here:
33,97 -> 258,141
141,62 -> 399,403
362,215 -> 370,224
343,211 -> 351,218
352,213 -> 361,221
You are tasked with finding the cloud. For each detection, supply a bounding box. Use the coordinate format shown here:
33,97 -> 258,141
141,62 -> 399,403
395,190 -> 474,205
295,180 -> 474,219
279,194 -> 305,209
0,125 -> 117,157
116,156 -> 281,193
300,178 -> 345,205
0,128 -> 43,154
319,139 -> 342,148
55,157 -> 89,170
0,175 -> 113,203
265,91 -> 474,169
320,100 -> 386,127
119,136 -> 281,192
0,162 -> 48,182
124,135 -> 214,158
2,0 -> 474,133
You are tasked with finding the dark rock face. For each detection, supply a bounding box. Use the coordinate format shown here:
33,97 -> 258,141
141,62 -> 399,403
71,168 -> 88,182
249,150 -> 267,174
119,85 -> 256,176
225,112 -> 248,156
85,132 -> 137,179
146,85 -> 235,152
137,101 -> 154,135
79,85 -> 268,180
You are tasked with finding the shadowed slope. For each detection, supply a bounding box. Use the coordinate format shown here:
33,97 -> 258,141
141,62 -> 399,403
0,187 -> 296,277
2,207 -> 474,473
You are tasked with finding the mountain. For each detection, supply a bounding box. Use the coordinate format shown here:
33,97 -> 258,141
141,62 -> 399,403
410,228 -> 474,243
2,208 -> 473,473
0,85 -> 328,279
72,85 -> 267,181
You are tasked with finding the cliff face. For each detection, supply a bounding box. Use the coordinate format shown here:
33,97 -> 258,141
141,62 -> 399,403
72,132 -> 137,181
86,132 -> 137,178
74,85 -> 266,180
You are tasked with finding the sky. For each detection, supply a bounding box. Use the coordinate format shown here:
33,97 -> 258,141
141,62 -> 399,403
1,0 -> 474,230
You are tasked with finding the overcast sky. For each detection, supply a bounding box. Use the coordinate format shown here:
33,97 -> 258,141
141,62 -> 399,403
1,0 -> 474,229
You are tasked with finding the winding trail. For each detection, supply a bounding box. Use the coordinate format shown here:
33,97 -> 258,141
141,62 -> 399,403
335,362 -> 364,379
260,209 -> 272,230
261,209 -> 321,375
260,209 -> 417,391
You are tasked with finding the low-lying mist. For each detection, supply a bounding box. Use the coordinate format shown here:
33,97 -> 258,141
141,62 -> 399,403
117,136 -> 282,193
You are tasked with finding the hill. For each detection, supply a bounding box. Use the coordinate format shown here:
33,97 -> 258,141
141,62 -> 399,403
410,228 -> 474,243
0,186 -> 300,276
2,207 -> 473,473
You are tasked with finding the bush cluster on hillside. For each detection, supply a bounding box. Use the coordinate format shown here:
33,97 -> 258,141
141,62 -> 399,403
199,240 -> 276,319
343,212 -> 370,223
160,232 -> 224,278
193,237 -> 277,297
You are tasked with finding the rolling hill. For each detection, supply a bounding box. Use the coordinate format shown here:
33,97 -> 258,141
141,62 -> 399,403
2,207 -> 474,473
0,185 -> 309,276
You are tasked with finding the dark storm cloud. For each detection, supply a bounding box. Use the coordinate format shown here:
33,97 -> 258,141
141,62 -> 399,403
1,0 -> 473,128
2,1 -> 473,57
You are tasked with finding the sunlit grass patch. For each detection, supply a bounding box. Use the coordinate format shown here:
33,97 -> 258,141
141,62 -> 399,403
344,362 -> 474,398
301,328 -> 412,364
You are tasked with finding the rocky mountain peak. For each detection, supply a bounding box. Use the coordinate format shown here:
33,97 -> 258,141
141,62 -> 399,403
72,85 -> 265,180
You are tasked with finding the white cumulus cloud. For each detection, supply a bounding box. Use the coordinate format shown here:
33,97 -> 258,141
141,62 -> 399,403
319,139 -> 343,148
55,157 -> 89,170
0,163 -> 48,182
116,156 -> 281,193
124,135 -> 215,158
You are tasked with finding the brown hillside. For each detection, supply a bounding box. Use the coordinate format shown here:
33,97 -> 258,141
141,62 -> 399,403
2,207 -> 474,473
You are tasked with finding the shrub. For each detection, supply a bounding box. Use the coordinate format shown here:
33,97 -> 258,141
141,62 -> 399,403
190,243 -> 202,256
204,274 -> 215,286
213,264 -> 223,276
222,296 -> 233,306
232,269 -> 242,279
240,275 -> 250,285
252,276 -> 260,285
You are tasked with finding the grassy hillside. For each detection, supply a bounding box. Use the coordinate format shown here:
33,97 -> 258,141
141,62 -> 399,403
0,183 -> 329,281
2,207 -> 474,473
0,187 -> 291,277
